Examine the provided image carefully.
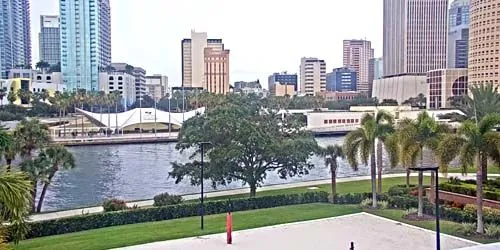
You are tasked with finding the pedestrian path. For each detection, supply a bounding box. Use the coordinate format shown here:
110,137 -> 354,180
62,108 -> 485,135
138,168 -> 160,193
29,172 -> 498,222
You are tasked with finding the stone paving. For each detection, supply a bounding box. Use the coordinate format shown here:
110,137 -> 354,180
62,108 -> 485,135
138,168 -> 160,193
115,213 -> 478,250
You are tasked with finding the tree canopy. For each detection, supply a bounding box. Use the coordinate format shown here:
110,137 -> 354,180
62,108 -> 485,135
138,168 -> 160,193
169,95 -> 319,197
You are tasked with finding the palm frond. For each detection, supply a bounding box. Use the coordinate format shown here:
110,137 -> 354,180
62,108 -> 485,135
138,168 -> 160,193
478,113 -> 500,134
437,134 -> 466,174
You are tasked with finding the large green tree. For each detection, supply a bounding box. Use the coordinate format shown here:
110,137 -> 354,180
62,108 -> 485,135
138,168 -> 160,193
438,114 -> 500,234
318,144 -> 345,201
169,99 -> 318,197
398,112 -> 450,217
344,111 -> 394,208
456,84 -> 500,122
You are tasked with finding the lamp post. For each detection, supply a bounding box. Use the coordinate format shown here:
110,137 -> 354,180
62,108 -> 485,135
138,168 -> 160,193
199,141 -> 212,230
409,166 -> 440,250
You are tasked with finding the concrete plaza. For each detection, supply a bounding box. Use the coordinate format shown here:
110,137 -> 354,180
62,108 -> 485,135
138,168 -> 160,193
115,213 -> 478,250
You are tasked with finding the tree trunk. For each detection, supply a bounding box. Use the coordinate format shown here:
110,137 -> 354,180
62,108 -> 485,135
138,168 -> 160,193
31,182 -> 37,213
371,144 -> 377,209
249,183 -> 257,197
406,168 -> 411,188
6,159 -> 11,171
418,146 -> 424,217
482,164 -> 488,183
331,165 -> 337,203
476,153 -> 486,234
37,182 -> 50,213
377,140 -> 383,194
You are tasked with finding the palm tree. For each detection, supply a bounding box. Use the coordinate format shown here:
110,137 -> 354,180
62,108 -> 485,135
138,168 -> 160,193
344,111 -> 394,208
457,84 -> 500,123
111,90 -> 122,133
318,144 -> 345,201
17,89 -> 31,105
7,90 -> 16,104
398,111 -> 450,217
35,61 -> 50,73
0,129 -> 15,171
438,114 -> 500,234
0,171 -> 32,244
20,155 -> 48,213
36,146 -> 75,212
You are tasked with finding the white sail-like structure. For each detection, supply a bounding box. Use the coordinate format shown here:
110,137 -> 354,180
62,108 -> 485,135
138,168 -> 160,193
76,107 -> 205,130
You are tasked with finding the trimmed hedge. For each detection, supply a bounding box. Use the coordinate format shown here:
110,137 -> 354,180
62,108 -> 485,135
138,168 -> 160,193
439,182 -> 500,201
387,185 -> 417,197
334,192 -> 388,205
21,191 -> 328,239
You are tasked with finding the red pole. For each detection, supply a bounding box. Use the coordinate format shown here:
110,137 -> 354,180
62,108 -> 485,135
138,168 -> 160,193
226,211 -> 232,244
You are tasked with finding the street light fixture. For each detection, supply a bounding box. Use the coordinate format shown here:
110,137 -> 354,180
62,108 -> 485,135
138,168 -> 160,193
409,166 -> 440,250
199,141 -> 212,230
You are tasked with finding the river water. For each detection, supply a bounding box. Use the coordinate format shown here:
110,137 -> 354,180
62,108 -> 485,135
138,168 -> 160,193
41,136 -> 402,212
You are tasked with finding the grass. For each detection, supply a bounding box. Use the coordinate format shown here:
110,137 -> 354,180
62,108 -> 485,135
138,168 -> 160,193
205,176 -> 439,201
367,209 -> 499,244
447,167 -> 500,175
15,203 -> 360,250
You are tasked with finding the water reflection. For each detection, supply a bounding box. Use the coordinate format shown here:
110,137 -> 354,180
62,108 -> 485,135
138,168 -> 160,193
42,136 -> 402,211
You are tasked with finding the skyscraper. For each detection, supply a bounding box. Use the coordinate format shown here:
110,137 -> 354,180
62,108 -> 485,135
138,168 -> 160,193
182,30 -> 224,89
0,0 -> 31,78
383,0 -> 448,77
39,15 -> 60,66
60,0 -> 112,91
468,0 -> 500,87
448,0 -> 470,68
300,57 -> 326,96
204,47 -> 230,94
343,39 -> 374,94
372,57 -> 383,80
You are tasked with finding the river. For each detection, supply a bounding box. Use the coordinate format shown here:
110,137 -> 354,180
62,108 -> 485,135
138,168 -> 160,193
41,136 -> 402,212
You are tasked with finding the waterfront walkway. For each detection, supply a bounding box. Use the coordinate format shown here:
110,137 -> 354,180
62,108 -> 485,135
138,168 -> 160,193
29,173 -> 496,222
52,132 -> 179,146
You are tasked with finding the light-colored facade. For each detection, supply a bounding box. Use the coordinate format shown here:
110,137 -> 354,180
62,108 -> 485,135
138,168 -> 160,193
0,0 -> 31,79
468,0 -> 500,87
33,72 -> 63,93
383,0 -> 448,77
343,40 -> 374,94
300,57 -> 326,96
372,74 -> 427,104
268,72 -> 298,96
145,74 -> 169,101
448,0 -> 470,68
426,69 -> 468,109
99,72 -> 136,107
8,68 -> 35,79
39,15 -> 60,66
318,91 -> 362,102
0,78 -> 31,105
60,0 -> 112,91
204,47 -> 230,94
182,30 -> 224,89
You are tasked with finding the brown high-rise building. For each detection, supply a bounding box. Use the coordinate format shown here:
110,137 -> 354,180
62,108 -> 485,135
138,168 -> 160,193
343,40 -> 374,95
204,47 -> 230,94
468,0 -> 500,87
383,0 -> 448,77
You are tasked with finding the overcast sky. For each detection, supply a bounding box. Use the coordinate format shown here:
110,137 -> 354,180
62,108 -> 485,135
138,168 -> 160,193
30,0 -> 383,87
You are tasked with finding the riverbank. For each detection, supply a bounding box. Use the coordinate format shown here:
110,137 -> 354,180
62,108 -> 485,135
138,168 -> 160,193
29,173 -> 496,222
52,132 -> 179,146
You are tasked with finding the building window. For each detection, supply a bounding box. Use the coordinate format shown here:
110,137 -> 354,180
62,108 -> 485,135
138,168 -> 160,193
324,120 -> 328,124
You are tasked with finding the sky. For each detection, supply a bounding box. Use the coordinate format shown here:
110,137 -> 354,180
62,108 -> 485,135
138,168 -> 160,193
30,0 -> 383,88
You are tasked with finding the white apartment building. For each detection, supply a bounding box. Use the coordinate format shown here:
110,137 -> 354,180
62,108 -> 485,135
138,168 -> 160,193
145,74 -> 169,101
32,72 -> 64,93
300,57 -> 326,96
182,30 -> 224,89
99,72 -> 136,108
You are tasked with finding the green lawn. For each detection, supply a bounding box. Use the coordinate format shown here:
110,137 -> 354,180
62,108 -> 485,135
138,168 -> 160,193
368,209 -> 499,244
15,203 -> 360,250
206,176 -> 438,201
447,167 -> 500,175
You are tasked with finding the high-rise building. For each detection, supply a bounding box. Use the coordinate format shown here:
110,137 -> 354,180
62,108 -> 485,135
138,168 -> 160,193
372,57 -> 383,80
145,74 -> 169,101
326,67 -> 357,92
383,0 -> 448,77
39,15 -> 60,66
468,0 -> 500,87
300,57 -> 326,96
60,0 -> 112,91
110,63 -> 146,100
204,47 -> 230,94
343,40 -> 374,94
182,30 -> 224,89
268,72 -> 298,96
448,0 -> 470,68
0,0 -> 32,79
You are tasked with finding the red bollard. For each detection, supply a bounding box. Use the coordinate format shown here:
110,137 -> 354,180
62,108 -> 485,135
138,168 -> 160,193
226,211 -> 232,244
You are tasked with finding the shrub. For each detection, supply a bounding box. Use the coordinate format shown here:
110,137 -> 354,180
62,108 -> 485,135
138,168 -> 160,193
458,223 -> 476,236
485,224 -> 500,238
388,185 -> 416,197
359,198 -> 373,208
334,193 -> 387,205
404,208 -> 418,216
448,177 -> 461,185
102,199 -> 128,212
463,204 -> 500,217
19,191 -> 329,239
439,183 -> 500,201
153,192 -> 183,207
378,200 -> 389,209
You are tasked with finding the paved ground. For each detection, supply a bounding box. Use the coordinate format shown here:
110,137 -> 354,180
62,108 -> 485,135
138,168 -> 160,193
30,173 -> 498,222
115,213 -> 478,250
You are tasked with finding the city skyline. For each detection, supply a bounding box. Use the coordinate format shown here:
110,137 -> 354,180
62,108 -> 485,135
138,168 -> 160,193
30,0 -> 384,88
